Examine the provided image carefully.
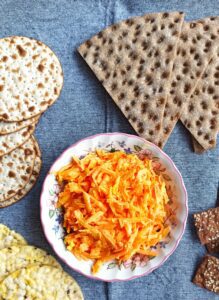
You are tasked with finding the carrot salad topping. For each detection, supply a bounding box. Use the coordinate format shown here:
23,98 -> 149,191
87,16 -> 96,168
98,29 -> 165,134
56,150 -> 171,274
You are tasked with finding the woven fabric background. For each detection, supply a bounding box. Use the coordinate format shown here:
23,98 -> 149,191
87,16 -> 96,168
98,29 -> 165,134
0,1 -> 218,299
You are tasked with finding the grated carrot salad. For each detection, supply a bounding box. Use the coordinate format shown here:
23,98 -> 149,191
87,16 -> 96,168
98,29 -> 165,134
56,150 -> 170,274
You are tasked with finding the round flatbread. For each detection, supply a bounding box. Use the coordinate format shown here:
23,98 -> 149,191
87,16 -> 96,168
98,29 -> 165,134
32,135 -> 41,157
0,124 -> 36,157
0,136 -> 41,208
0,156 -> 41,208
0,245 -> 61,281
0,265 -> 84,300
0,114 -> 40,135
0,36 -> 63,122
0,224 -> 27,250
0,137 -> 36,202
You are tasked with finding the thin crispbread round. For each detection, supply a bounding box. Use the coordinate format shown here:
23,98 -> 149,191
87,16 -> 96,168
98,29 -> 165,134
0,36 -> 63,122
0,224 -> 27,250
0,155 -> 41,208
0,137 -> 36,202
0,114 -> 40,135
0,136 -> 41,208
0,245 -> 61,282
78,12 -> 184,145
0,123 -> 36,157
158,17 -> 219,148
32,135 -> 41,157
0,265 -> 84,300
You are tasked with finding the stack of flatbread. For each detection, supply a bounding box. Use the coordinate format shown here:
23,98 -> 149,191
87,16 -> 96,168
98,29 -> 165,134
0,36 -> 63,207
0,224 -> 83,299
78,12 -> 219,153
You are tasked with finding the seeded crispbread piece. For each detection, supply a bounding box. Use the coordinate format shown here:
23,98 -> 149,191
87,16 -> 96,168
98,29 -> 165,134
181,55 -> 219,150
0,139 -> 42,208
206,239 -> 219,253
0,224 -> 27,250
0,114 -> 40,135
78,12 -> 184,145
0,245 -> 61,281
193,255 -> 219,294
192,138 -> 206,154
0,137 -> 36,202
0,36 -> 63,122
158,17 -> 219,148
0,124 -> 35,157
0,265 -> 84,300
194,207 -> 219,245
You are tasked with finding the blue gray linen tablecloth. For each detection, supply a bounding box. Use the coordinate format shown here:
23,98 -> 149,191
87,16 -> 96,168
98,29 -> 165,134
0,1 -> 219,299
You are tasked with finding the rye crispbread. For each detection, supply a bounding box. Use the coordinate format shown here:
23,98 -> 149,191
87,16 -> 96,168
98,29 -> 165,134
181,55 -> 219,150
158,17 -> 219,147
78,12 -> 184,145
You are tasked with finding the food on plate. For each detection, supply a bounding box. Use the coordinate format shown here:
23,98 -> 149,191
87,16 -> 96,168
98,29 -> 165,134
159,17 -> 219,148
0,124 -> 36,157
194,207 -> 219,245
0,224 -> 27,250
78,13 -> 218,152
206,239 -> 219,253
0,245 -> 61,281
78,12 -> 184,146
0,115 -> 40,135
0,265 -> 84,300
0,36 -> 63,122
0,137 -> 36,202
193,255 -> 219,294
56,149 -> 171,274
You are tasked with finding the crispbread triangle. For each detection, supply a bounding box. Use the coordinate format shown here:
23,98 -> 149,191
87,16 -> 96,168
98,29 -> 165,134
78,12 -> 184,145
158,17 -> 219,147
181,54 -> 219,150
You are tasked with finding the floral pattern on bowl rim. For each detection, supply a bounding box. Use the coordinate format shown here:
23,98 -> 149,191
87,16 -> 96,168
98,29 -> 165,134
40,133 -> 188,282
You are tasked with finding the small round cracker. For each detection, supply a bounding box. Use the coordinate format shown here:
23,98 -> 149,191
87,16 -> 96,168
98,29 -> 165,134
0,265 -> 84,300
0,137 -> 36,202
0,224 -> 27,250
0,115 -> 40,135
0,123 -> 36,157
0,245 -> 61,281
0,36 -> 63,122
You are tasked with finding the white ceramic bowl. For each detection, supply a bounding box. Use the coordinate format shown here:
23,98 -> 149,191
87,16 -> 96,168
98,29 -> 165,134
40,133 -> 188,281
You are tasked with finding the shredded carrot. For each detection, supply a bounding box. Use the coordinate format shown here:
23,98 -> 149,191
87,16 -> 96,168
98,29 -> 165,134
56,150 -> 170,274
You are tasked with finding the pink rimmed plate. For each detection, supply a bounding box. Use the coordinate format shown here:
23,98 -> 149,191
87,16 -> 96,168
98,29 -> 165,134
40,133 -> 188,281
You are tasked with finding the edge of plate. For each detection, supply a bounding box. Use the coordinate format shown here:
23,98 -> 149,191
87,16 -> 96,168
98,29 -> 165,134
40,132 -> 188,282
